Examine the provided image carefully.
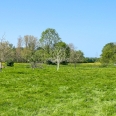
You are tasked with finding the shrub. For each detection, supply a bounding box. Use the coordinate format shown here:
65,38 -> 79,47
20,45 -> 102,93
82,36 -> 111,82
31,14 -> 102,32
30,62 -> 37,69
6,60 -> 14,67
60,60 -> 68,65
46,60 -> 56,65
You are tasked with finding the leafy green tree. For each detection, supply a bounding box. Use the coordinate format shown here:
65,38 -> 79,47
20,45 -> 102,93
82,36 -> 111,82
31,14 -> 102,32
100,42 -> 116,64
32,48 -> 48,63
40,28 -> 61,55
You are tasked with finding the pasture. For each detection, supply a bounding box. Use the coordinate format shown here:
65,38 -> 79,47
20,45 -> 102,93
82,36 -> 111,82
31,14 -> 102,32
0,63 -> 116,116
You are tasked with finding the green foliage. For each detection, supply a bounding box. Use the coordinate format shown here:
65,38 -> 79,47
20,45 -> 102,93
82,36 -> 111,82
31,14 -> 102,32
60,60 -> 68,65
46,60 -> 68,65
54,41 -> 70,58
34,48 -> 48,63
1,63 -> 116,115
46,59 -> 56,65
6,60 -> 14,66
100,42 -> 116,64
40,28 -> 61,54
84,57 -> 99,63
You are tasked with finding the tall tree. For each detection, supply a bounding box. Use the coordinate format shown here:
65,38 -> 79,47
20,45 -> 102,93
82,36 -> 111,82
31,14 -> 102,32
40,28 -> 61,55
16,35 -> 39,63
16,36 -> 23,62
22,35 -> 39,62
23,35 -> 39,52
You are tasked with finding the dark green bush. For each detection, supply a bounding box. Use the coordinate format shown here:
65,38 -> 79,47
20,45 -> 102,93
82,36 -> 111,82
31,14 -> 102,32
60,60 -> 68,65
46,60 -> 56,65
6,61 -> 14,67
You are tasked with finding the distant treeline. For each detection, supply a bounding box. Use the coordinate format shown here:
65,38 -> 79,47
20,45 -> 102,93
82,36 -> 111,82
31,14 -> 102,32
1,28 -> 113,70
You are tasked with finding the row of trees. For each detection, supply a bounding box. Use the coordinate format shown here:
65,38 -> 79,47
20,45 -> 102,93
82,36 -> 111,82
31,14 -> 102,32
0,28 -> 99,70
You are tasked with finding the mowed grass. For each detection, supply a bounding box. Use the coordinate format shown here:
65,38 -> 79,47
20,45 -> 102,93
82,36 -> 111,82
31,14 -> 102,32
1,63 -> 116,116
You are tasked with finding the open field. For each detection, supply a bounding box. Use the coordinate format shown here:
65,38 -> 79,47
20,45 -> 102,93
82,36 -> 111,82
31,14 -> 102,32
0,63 -> 116,116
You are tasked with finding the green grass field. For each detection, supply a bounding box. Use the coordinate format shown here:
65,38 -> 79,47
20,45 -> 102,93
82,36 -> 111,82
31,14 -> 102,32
0,63 -> 116,116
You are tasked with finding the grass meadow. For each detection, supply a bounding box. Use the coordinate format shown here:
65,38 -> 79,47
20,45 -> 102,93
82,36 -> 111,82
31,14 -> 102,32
0,63 -> 116,116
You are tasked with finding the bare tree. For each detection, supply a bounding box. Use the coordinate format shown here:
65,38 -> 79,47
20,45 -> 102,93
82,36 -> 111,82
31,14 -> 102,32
0,35 -> 13,70
24,35 -> 39,51
16,35 -> 39,63
16,36 -> 23,62
68,43 -> 84,68
51,47 -> 65,71
50,42 -> 67,71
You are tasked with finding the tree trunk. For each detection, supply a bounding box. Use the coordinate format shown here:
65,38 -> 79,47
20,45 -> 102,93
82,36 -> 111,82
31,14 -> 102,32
0,62 -> 2,71
57,61 -> 60,71
74,62 -> 76,68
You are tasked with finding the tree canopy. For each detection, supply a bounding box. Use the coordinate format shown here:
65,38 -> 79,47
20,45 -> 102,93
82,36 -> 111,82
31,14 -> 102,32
100,42 -> 116,64
40,28 -> 61,54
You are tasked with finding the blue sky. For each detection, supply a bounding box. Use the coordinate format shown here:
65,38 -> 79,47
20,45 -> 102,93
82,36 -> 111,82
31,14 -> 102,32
0,0 -> 116,57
